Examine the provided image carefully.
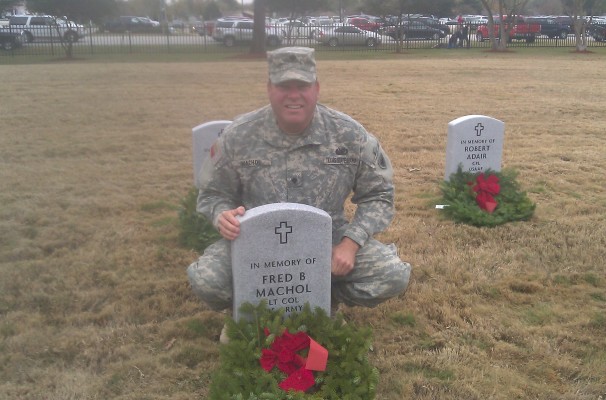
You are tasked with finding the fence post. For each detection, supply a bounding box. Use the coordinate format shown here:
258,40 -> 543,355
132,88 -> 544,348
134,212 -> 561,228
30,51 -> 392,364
88,22 -> 94,54
166,25 -> 171,52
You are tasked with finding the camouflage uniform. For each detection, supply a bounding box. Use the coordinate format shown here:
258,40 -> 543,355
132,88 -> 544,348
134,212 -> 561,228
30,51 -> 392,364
187,103 -> 411,310
187,47 -> 411,311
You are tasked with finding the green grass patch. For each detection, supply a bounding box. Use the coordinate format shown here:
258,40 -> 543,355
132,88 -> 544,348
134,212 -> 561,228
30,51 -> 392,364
583,273 -> 601,287
151,216 -> 176,227
173,345 -> 214,368
390,312 -> 416,327
588,312 -> 606,330
402,362 -> 455,381
3,45 -> 604,65
590,292 -> 606,302
523,303 -> 556,326
186,318 -> 209,337
553,274 -> 574,286
141,200 -> 176,212
478,285 -> 502,299
105,372 -> 126,395
0,322 -> 16,339
417,333 -> 446,351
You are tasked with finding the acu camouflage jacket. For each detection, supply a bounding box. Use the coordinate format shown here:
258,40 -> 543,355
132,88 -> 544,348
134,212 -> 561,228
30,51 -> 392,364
197,103 -> 395,247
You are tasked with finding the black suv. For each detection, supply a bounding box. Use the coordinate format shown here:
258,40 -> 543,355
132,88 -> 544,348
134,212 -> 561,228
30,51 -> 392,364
409,16 -> 450,35
588,22 -> 606,41
101,16 -> 161,33
524,17 -> 570,39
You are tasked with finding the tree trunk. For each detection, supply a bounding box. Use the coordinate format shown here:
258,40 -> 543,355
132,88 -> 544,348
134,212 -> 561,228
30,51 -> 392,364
497,1 -> 508,51
251,0 -> 266,54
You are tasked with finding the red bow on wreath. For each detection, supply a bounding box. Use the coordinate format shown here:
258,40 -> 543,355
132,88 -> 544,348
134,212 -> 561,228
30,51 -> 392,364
260,328 -> 328,392
471,173 -> 500,213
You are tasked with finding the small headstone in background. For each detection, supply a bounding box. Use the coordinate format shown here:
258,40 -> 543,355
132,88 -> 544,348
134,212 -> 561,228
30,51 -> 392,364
192,120 -> 231,188
444,115 -> 505,181
231,203 -> 332,321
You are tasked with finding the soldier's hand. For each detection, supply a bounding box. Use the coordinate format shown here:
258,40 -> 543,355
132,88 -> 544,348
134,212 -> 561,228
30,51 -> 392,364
331,237 -> 360,276
216,206 -> 245,240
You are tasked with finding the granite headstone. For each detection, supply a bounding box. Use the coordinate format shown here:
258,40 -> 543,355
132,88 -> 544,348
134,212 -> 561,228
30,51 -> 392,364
444,115 -> 505,181
231,203 -> 332,321
192,120 -> 231,188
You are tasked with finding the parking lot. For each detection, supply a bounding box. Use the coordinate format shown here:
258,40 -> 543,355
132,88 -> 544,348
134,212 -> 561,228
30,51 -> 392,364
1,27 -> 605,58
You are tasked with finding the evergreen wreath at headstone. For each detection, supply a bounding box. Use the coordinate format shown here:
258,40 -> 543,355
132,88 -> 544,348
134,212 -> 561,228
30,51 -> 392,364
209,302 -> 379,399
439,166 -> 535,227
177,187 -> 221,252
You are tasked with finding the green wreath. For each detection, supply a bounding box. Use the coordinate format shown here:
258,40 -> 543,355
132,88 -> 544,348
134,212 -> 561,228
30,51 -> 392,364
439,166 -> 536,227
209,302 -> 378,399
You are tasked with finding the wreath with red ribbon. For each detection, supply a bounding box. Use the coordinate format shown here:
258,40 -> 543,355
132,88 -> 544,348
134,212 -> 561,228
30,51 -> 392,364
440,167 -> 535,227
260,328 -> 328,392
208,302 -> 378,399
470,172 -> 501,213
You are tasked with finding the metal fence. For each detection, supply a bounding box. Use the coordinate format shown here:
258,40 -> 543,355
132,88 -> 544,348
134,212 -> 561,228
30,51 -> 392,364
1,22 -> 605,59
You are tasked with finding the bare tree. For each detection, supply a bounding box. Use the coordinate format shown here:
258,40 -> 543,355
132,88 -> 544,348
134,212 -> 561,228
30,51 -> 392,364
478,0 -> 530,51
560,0 -> 606,51
251,0 -> 266,54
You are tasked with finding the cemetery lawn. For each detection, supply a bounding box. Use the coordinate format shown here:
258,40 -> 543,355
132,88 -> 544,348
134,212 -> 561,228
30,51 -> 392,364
1,51 -> 605,399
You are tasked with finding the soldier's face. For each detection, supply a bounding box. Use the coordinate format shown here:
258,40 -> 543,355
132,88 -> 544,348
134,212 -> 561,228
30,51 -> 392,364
268,79 -> 319,135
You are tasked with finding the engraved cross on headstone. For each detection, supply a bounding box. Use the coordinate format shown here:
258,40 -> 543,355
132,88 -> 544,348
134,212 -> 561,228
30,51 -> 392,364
475,123 -> 485,137
275,221 -> 292,244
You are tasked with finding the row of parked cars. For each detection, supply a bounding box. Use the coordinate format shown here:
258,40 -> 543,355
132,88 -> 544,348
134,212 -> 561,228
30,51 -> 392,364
273,15 -> 450,40
211,17 -> 377,48
209,15 -> 453,48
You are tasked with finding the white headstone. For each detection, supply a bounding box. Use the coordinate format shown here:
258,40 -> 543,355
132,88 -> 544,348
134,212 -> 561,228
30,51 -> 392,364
444,115 -> 505,181
192,120 -> 231,188
231,203 -> 332,321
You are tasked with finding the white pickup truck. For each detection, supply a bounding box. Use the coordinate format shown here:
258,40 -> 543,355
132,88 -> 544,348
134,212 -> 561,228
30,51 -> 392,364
4,15 -> 86,43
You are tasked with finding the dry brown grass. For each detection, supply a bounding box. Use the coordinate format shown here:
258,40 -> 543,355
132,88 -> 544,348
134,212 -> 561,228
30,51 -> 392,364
1,50 -> 605,399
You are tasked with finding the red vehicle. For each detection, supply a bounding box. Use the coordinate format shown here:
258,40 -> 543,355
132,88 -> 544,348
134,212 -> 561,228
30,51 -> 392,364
475,16 -> 541,43
346,17 -> 382,32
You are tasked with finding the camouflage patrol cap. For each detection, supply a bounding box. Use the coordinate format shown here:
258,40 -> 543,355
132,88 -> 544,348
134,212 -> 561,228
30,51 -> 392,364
267,47 -> 316,84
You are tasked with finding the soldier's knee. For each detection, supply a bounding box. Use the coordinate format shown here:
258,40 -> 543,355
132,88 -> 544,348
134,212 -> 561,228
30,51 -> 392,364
187,260 -> 203,288
383,261 -> 411,298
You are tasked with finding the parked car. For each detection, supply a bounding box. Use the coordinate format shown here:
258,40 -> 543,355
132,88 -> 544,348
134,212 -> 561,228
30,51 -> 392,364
385,21 -> 446,40
7,15 -> 85,43
315,25 -> 381,47
101,16 -> 163,33
345,17 -> 382,32
409,16 -> 450,34
552,16 -> 575,31
212,18 -> 283,47
191,20 -> 204,35
524,17 -> 570,39
588,22 -> 606,41
279,20 -> 314,39
192,20 -> 215,36
169,19 -> 186,31
310,17 -> 335,38
138,17 -> 160,27
0,29 -> 24,50
475,16 -> 541,43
